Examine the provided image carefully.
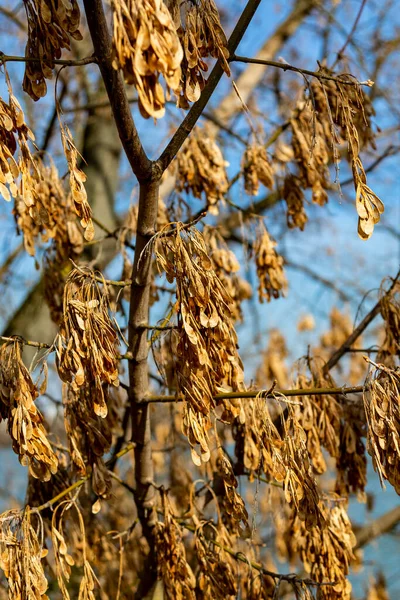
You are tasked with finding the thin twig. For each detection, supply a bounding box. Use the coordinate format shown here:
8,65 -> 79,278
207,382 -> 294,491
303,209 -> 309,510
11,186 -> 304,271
0,335 -> 52,350
141,384 -> 365,404
331,0 -> 368,69
0,53 -> 97,67
322,269 -> 400,375
230,54 -> 374,86
157,0 -> 263,172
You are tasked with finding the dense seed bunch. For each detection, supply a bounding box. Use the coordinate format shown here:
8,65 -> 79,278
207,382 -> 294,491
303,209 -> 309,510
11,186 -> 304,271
0,509 -> 48,599
0,341 -> 58,481
255,328 -> 288,388
154,493 -> 196,599
23,0 -> 82,100
210,446 -> 249,532
292,502 -> 356,600
60,123 -> 94,241
235,398 -> 324,526
294,370 -> 341,475
14,156 -> 84,257
155,225 -> 245,463
175,127 -> 229,214
51,502 -> 99,600
112,0 -> 183,119
56,268 -> 120,420
294,361 -> 366,498
253,225 -> 287,302
62,383 -> 119,498
203,226 -> 252,321
290,106 -> 330,206
311,77 -> 383,239
194,520 -> 237,599
378,282 -> 400,364
0,75 -> 36,203
241,143 -> 274,196
283,174 -> 308,230
174,0 -> 230,106
363,360 -> 400,494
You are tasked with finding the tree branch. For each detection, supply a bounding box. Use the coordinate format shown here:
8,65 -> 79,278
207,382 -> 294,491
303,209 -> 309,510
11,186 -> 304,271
322,269 -> 400,375
82,0 -> 152,182
141,384 -> 365,404
229,54 -> 374,86
0,53 -> 96,67
157,0 -> 263,172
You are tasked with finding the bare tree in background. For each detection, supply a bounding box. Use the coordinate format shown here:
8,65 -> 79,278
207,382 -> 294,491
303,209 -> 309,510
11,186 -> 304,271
0,0 -> 399,598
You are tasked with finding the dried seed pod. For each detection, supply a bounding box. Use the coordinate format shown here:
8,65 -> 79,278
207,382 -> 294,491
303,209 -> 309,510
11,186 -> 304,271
242,143 -> 274,196
283,174 -> 308,230
255,328 -> 288,389
377,281 -> 400,364
311,76 -> 383,238
14,155 -> 84,258
291,501 -> 356,600
203,226 -> 252,321
0,72 -> 36,203
154,492 -> 196,599
0,340 -> 58,481
0,508 -> 48,599
112,0 -> 183,119
213,448 -> 248,530
23,0 -> 82,100
155,225 -> 245,463
177,0 -> 230,105
60,123 -> 94,241
56,268 -> 120,420
363,360 -> 400,494
52,501 -> 99,600
253,225 -> 287,303
175,127 -> 228,215
62,383 -> 116,498
194,520 -> 237,599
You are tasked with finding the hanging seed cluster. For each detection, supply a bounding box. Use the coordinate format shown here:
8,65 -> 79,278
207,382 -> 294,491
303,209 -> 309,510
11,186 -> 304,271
294,364 -> 367,498
23,0 -> 82,100
212,446 -> 248,531
60,123 -> 94,241
154,493 -> 196,599
290,104 -> 330,207
62,383 -> 119,498
155,225 -> 245,464
51,502 -> 98,600
291,502 -> 356,600
175,127 -> 229,215
255,328 -> 288,388
56,268 -> 119,420
311,77 -> 383,239
234,398 -> 324,527
364,361 -> 400,494
194,519 -> 237,599
111,0 -> 183,119
253,225 -> 287,302
203,226 -> 252,321
14,155 -> 84,258
366,574 -> 390,600
0,74 -> 36,203
378,282 -> 400,364
283,174 -> 308,230
242,143 -> 274,196
175,0 -> 230,106
0,509 -> 48,599
0,341 -> 58,481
